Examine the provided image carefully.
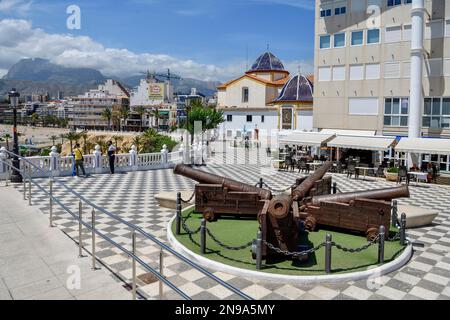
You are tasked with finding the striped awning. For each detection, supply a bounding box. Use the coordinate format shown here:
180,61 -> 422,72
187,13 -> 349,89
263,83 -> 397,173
395,138 -> 450,155
327,135 -> 397,151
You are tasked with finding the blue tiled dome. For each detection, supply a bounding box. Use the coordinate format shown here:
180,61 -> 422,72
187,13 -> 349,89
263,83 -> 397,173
248,52 -> 285,72
274,74 -> 313,103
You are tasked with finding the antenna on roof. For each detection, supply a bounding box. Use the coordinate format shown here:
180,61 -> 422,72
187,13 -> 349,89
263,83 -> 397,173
266,44 -> 270,51
246,44 -> 249,70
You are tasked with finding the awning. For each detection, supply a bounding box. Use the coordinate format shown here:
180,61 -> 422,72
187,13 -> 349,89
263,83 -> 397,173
279,132 -> 335,147
327,135 -> 396,151
320,129 -> 376,137
395,138 -> 450,155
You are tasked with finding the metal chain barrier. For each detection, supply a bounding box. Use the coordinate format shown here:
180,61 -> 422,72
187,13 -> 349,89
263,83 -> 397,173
261,181 -> 297,194
333,235 -> 380,253
263,240 -> 326,258
181,216 -> 201,235
205,228 -> 254,251
180,191 -> 195,204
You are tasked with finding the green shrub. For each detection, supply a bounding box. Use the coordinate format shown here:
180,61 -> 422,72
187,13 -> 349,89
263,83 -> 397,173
387,167 -> 399,174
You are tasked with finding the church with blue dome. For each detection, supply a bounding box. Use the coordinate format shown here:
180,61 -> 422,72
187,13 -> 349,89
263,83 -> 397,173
217,51 -> 314,141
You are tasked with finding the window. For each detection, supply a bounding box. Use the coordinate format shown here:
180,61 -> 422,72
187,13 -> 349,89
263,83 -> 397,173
351,31 -> 363,46
320,8 -> 332,17
402,61 -> 411,78
332,65 -> 346,81
366,63 -> 380,80
423,98 -> 450,128
444,59 -> 450,76
226,115 -> 232,122
261,115 -> 265,123
349,98 -> 379,115
242,87 -> 249,103
349,64 -> 363,80
367,29 -> 380,44
334,33 -> 346,48
246,115 -> 252,122
445,20 -> 450,37
385,26 -> 402,43
335,7 -> 346,15
385,62 -> 401,79
318,67 -> 331,81
403,24 -> 412,41
387,0 -> 401,6
384,98 -> 409,127
320,35 -> 331,49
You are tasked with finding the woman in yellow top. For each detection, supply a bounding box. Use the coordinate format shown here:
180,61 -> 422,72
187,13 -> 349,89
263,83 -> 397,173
74,143 -> 86,177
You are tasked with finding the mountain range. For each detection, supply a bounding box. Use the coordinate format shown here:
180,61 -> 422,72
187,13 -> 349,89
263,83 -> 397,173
1,58 -> 221,98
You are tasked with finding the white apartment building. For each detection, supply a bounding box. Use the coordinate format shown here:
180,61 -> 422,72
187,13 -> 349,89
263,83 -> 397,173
314,0 -> 450,171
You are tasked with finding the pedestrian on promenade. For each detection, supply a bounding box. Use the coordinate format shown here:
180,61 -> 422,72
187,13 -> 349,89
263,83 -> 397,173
74,143 -> 87,177
107,140 -> 116,174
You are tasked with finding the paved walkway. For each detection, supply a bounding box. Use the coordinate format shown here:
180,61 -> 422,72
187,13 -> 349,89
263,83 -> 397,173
4,146 -> 450,300
0,185 -> 131,300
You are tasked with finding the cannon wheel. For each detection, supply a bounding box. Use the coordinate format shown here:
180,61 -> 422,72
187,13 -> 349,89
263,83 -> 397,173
304,216 -> 317,232
366,228 -> 378,241
203,208 -> 216,222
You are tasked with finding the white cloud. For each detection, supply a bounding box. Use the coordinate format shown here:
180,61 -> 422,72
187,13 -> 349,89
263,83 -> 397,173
0,18 -> 311,82
0,0 -> 33,15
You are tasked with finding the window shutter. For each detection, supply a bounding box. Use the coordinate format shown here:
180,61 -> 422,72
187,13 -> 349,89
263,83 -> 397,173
403,25 -> 412,41
332,66 -> 346,81
348,98 -> 379,115
402,61 -> 411,78
318,67 -> 331,81
384,62 -> 401,79
385,26 -> 402,43
365,63 -> 380,80
444,59 -> 450,76
349,64 -> 363,80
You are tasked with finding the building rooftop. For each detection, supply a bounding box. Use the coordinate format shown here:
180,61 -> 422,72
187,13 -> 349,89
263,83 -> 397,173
247,51 -> 286,73
273,73 -> 314,103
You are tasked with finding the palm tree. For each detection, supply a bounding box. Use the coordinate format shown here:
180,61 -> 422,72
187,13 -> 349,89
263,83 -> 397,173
111,135 -> 124,151
49,135 -> 58,146
151,108 -> 161,131
80,131 -> 89,154
65,132 -> 80,154
134,106 -> 146,132
3,133 -> 12,150
59,133 -> 65,145
132,135 -> 142,152
119,107 -> 130,132
101,108 -> 113,131
30,113 -> 39,127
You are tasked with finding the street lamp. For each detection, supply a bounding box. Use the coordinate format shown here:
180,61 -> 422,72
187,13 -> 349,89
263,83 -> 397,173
9,88 -> 23,183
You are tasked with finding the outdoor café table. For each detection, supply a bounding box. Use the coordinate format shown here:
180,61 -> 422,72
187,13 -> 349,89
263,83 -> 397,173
309,161 -> 324,171
355,167 -> 374,180
408,171 -> 428,185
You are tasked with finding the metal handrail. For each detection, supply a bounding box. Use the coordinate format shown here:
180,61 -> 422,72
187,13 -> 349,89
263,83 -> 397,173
1,150 -> 252,300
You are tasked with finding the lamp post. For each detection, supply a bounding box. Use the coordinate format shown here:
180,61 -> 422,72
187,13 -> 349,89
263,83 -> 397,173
9,88 -> 22,183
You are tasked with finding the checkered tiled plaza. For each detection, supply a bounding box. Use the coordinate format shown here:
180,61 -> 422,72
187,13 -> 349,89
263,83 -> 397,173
16,146 -> 450,300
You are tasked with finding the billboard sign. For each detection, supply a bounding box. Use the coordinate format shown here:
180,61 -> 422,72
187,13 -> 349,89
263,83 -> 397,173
149,83 -> 164,100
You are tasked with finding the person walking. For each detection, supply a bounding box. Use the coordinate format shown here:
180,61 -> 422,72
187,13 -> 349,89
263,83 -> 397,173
74,143 -> 87,177
107,140 -> 116,174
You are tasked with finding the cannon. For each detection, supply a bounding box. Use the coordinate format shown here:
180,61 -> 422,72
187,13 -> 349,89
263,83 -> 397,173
174,164 -> 271,221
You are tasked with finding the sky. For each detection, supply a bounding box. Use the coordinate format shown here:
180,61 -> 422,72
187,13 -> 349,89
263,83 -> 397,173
0,0 -> 316,81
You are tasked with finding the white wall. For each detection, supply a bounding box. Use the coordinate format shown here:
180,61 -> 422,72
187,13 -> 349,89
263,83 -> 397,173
297,110 -> 314,131
218,110 -> 279,139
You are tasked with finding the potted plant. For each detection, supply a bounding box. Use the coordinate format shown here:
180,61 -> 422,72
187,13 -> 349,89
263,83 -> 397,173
385,167 -> 399,182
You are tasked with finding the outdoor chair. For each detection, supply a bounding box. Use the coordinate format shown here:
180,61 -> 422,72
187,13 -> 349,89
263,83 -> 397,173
283,156 -> 295,172
376,166 -> 385,178
266,147 -> 271,157
347,162 -> 359,179
298,159 -> 311,174
397,167 -> 410,185
335,162 -> 343,173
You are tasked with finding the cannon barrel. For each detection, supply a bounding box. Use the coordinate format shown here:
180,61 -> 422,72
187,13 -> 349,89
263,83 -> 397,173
310,186 -> 410,206
173,164 -> 272,200
292,161 -> 334,200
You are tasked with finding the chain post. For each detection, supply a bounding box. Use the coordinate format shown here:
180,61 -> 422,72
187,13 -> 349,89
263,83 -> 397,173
325,234 -> 332,274
378,225 -> 385,264
159,248 -> 164,299
256,230 -> 262,270
78,201 -> 83,258
391,200 -> 398,228
400,213 -> 407,246
200,218 -> 206,254
131,230 -> 137,300
28,179 -> 31,206
332,182 -> 337,194
23,179 -> 26,200
49,179 -> 54,227
259,178 -> 264,189
176,192 -> 182,235
91,208 -> 97,270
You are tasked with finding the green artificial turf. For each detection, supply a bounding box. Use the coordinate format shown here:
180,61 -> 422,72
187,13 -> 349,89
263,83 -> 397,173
172,208 -> 406,276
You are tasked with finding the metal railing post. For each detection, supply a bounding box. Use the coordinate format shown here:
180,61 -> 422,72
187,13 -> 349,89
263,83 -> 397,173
132,230 -> 137,300
159,248 -> 164,299
28,179 -> 32,206
378,225 -> 385,264
78,201 -> 83,258
259,178 -> 264,189
256,230 -> 262,270
49,179 -> 54,227
392,200 -> 398,228
91,208 -> 97,270
200,218 -> 206,254
176,192 -> 181,235
332,182 -> 337,194
400,213 -> 407,246
325,234 -> 332,274
23,178 -> 26,200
